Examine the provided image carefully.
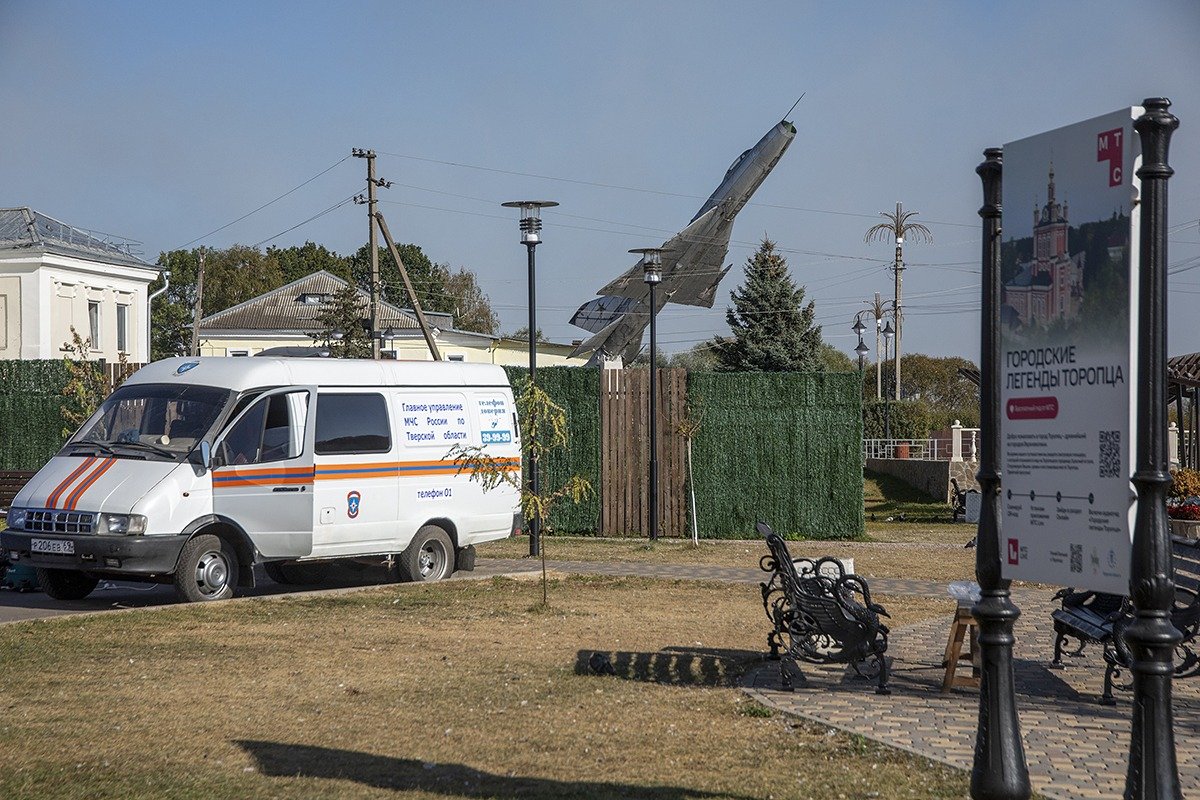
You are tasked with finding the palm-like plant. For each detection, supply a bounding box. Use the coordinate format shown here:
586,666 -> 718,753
864,203 -> 932,401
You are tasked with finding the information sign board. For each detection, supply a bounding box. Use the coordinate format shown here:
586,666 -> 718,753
999,107 -> 1141,593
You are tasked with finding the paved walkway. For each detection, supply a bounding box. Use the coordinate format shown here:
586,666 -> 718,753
483,558 -> 951,598
743,592 -> 1200,800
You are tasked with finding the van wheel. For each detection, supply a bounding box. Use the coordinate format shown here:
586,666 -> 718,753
174,534 -> 238,602
397,525 -> 455,582
36,568 -> 99,600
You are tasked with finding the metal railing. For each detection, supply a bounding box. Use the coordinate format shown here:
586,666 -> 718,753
862,422 -> 980,462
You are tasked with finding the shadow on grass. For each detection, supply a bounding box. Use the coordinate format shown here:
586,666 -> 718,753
863,468 -> 950,522
574,646 -> 762,687
237,740 -> 751,799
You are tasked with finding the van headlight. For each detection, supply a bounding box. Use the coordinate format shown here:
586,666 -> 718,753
6,508 -> 26,530
98,513 -> 147,536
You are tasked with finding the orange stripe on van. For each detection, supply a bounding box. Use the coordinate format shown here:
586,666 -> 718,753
312,458 -> 520,481
63,458 -> 117,511
46,456 -> 98,509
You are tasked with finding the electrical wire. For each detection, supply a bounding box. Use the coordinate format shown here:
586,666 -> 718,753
250,194 -> 359,249
175,156 -> 352,250
375,150 -> 978,228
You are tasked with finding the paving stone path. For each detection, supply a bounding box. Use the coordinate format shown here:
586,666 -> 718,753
482,558 -> 950,598
489,557 -> 1200,799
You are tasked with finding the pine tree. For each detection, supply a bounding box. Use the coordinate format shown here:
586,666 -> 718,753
714,238 -> 822,372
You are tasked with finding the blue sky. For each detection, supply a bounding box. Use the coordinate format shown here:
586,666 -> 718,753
2,0 -> 1198,361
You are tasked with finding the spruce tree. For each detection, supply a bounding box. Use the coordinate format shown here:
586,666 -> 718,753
714,238 -> 822,372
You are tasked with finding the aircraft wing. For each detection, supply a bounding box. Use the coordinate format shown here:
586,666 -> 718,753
596,207 -> 724,300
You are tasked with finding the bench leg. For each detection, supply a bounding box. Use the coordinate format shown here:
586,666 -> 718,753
875,650 -> 891,695
767,630 -> 780,661
1101,662 -> 1119,706
1050,631 -> 1067,669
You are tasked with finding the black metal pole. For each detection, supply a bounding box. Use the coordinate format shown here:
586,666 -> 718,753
971,146 -> 1031,800
648,280 -> 658,542
526,240 -> 541,558
1124,96 -> 1182,800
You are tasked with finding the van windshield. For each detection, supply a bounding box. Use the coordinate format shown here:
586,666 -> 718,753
67,383 -> 233,461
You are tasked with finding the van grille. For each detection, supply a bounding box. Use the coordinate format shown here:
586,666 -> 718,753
24,509 -> 97,535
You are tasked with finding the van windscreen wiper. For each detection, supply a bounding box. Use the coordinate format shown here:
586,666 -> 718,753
67,441 -> 117,456
110,440 -> 178,458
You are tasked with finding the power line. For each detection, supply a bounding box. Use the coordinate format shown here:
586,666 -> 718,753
250,194 -> 358,249
175,156 -> 352,250
375,150 -> 978,228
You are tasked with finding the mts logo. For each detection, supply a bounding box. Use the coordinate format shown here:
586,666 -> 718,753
1007,538 -> 1020,565
1097,127 -> 1124,187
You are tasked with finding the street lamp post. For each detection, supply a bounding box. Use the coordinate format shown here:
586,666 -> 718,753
502,200 -> 559,558
632,247 -> 669,542
881,319 -> 895,441
852,315 -> 869,375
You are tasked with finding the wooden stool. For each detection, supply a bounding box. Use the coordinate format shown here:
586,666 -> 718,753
941,603 -> 980,692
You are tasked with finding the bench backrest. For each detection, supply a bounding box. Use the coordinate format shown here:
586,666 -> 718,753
1172,537 -> 1200,595
757,522 -> 879,654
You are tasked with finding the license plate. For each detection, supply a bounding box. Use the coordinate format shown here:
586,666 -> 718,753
31,538 -> 74,555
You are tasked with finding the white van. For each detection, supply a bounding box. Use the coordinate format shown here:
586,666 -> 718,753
1,357 -> 521,602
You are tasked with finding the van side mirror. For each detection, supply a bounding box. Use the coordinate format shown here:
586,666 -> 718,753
190,440 -> 213,472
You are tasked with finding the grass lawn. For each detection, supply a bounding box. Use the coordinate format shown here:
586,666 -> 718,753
476,471 -> 977,582
0,575 -> 972,800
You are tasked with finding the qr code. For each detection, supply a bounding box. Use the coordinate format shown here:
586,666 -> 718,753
1099,429 -> 1121,478
1070,544 -> 1083,574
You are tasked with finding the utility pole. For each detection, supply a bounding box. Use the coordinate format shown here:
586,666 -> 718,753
374,211 -> 442,361
190,248 -> 206,357
873,292 -> 883,400
892,211 -> 903,402
865,202 -> 931,402
353,148 -> 382,359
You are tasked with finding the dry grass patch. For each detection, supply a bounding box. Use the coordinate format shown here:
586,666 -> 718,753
0,576 -> 968,800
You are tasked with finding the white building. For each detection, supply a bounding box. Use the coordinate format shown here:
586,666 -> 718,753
197,270 -> 589,366
0,208 -> 160,362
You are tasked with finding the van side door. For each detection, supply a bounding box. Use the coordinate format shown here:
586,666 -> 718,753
211,387 -> 315,559
310,390 -> 400,557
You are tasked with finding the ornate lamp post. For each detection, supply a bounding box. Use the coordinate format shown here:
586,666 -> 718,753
501,200 -> 558,558
970,146 -> 1031,800
1123,96 -> 1182,800
881,319 -> 895,441
631,247 -> 669,541
852,316 -> 869,375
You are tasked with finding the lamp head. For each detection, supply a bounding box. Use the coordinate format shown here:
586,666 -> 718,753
851,317 -> 867,336
855,338 -> 870,358
882,320 -> 895,340
502,200 -> 559,244
630,247 -> 671,285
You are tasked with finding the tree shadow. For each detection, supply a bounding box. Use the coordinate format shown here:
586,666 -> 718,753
236,740 -> 752,800
574,646 -> 762,687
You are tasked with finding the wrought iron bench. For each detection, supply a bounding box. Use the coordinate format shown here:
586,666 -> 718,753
757,521 -> 891,694
1050,535 -> 1200,703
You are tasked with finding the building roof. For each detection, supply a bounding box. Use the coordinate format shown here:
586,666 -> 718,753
198,270 -> 454,334
0,207 -> 154,268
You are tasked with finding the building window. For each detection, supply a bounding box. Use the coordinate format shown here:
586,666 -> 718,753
116,305 -> 129,353
315,393 -> 391,454
447,353 -> 465,362
88,301 -> 101,348
228,349 -> 250,357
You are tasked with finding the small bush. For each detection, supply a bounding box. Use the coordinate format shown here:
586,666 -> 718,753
1170,468 -> 1200,501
